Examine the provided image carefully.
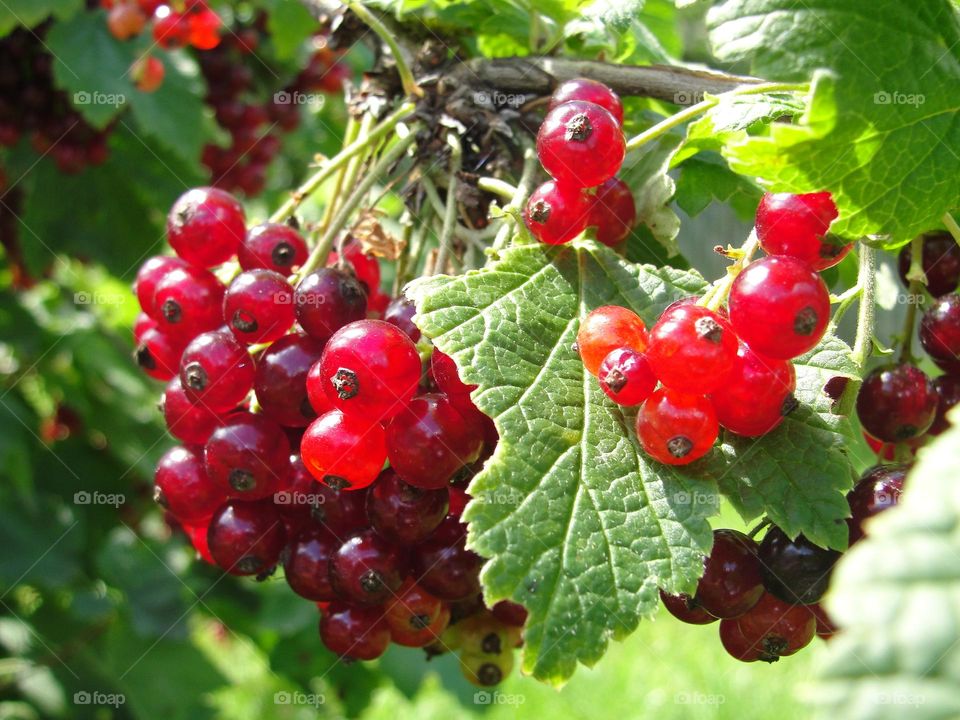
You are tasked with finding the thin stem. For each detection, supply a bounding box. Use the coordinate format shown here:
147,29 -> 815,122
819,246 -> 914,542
851,245 -> 878,369
906,234 -> 927,284
317,114 -> 367,238
829,284 -> 862,329
295,130 -> 418,282
433,134 -> 462,275
943,212 -> 960,245
269,103 -> 416,224
477,177 -> 518,200
898,281 -> 921,364
393,219 -> 414,296
342,0 -> 422,97
700,230 -> 760,312
625,82 -> 809,152
491,140 -> 538,253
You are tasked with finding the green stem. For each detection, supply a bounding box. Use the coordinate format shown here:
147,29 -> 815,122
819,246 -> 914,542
491,140 -> 538,253
700,230 -> 760,312
269,103 -> 415,225
906,234 -> 927,284
342,0 -> 422,97
317,114 -> 367,239
295,130 -> 418,283
851,245 -> 878,369
898,281 -> 920,364
943,212 -> 960,245
477,177 -> 518,200
625,82 -> 809,152
829,284 -> 862,329
393,220 -> 414,296
433,133 -> 462,275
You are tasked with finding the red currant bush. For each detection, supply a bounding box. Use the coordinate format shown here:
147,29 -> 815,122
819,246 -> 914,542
166,186 -> 245,267
635,388 -> 718,465
646,303 -> 737,395
710,344 -> 797,437
728,256 -> 830,359
300,409 -> 387,490
755,191 -> 850,271
856,363 -> 938,442
223,269 -> 295,344
577,305 -> 649,376
548,77 -> 624,125
536,100 -> 625,189
523,180 -> 592,245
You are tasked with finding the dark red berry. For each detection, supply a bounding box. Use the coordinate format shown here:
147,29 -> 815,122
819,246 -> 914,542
366,468 -> 449,544
729,256 -> 830,360
319,602 -> 390,660
179,329 -> 255,412
755,192 -> 850,271
536,101 -> 625,189
710,344 -> 797,437
254,333 -> 324,427
300,410 -> 387,491
549,78 -> 624,125
330,530 -> 409,605
719,617 -> 761,662
153,265 -> 226,341
646,304 -> 737,395
694,529 -> 764,618
636,388 -> 718,465
856,363 -> 937,442
589,177 -> 636,246
318,320 -> 421,422
431,350 -> 477,398
294,268 -> 367,343
135,255 -> 187,318
757,526 -> 840,605
931,374 -> 960,434
283,530 -> 338,601
204,412 -> 291,499
597,348 -> 656,406
920,293 -> 960,374
383,296 -> 421,342
847,464 -> 907,544
135,327 -> 187,381
659,590 -> 717,625
161,376 -> 226,445
223,270 -> 295,344
733,592 -> 816,662
207,499 -> 286,576
167,187 -> 245,267
153,7 -> 192,49
303,479 -> 369,536
154,445 -> 224,522
523,180 -> 592,245
897,231 -> 960,296
414,536 -> 483,602
239,222 -> 308,274
329,238 -> 381,294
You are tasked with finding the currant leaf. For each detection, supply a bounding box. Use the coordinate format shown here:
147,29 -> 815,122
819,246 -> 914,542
619,134 -> 684,257
698,333 -> 861,550
409,241 -> 717,685
0,0 -> 81,38
811,408 -> 960,719
707,0 -> 960,246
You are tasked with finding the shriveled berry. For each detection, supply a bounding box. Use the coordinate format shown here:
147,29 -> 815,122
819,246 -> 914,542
239,222 -> 308,273
166,187 -> 245,267
636,388 -> 718,465
577,305 -> 648,376
856,363 -> 937,442
646,304 -> 737,395
597,348 -> 656,406
710,344 -> 797,437
300,410 -> 387,491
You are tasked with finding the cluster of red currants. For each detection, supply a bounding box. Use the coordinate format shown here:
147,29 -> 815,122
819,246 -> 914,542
855,231 -> 960,454
101,0 -> 224,92
661,463 -> 904,662
577,191 -> 850,465
0,26 -> 113,173
133,186 -> 522,683
200,28 -> 347,197
522,78 -> 637,247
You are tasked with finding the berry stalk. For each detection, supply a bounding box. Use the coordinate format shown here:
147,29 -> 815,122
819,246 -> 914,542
699,230 -> 760,311
491,140 -> 539,253
942,212 -> 960,246
434,133 -> 463,276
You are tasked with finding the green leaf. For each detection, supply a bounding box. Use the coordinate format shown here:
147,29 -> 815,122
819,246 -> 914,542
674,154 -> 762,221
698,334 -> 861,550
707,0 -> 960,245
409,241 -> 718,685
620,132 -> 684,256
0,0 -> 82,37
810,408 -> 960,719
265,0 -> 317,60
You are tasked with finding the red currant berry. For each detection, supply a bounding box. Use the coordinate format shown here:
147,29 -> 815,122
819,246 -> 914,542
414,535 -> 483,602
133,312 -> 157,343
135,326 -> 187,381
431,350 -> 477,398
589,177 -> 636,246
757,526 -> 840,605
719,617 -> 761,662
383,296 -> 421,342
847,464 -> 907,544
319,602 -> 390,660
303,478 -> 370,536
384,579 -> 444,641
283,530 -> 338,601
329,238 -> 381,294
273,455 -> 317,537
549,78 -> 624,125
318,319 -> 421,422
161,376 -> 226,445
920,293 -> 960,374
153,264 -> 226,341
391,601 -> 450,648
187,6 -> 221,50
239,222 -> 308,274
154,445 -> 224,522
728,256 -> 830,359
856,363 -> 937,442
179,329 -> 255,412
167,187 -> 245,267
107,3 -> 146,39
386,394 -> 483,489
646,304 -> 737,395
204,412 -> 291,499
523,180 -> 592,245
305,360 -> 335,416
135,255 -> 187,318
330,530 -> 409,605
294,268 -> 367,343
695,529 -> 765,618
577,305 -> 649,376
536,101 -> 625,188
223,269 -> 295,344
898,231 -> 960,296
808,603 -> 837,639
755,192 -> 850,271
636,388 -> 718,465
366,468 -> 449,544
597,348 -> 656,406
490,600 -> 528,628
710,344 -> 797,437
931,374 -> 960,435
659,590 -> 717,625
735,592 -> 817,661
254,333 -> 324,427
300,410 -> 387,490
207,499 -> 286,576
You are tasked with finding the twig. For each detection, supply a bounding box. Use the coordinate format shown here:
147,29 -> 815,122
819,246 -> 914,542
341,0 -> 422,97
434,133 -> 462,275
